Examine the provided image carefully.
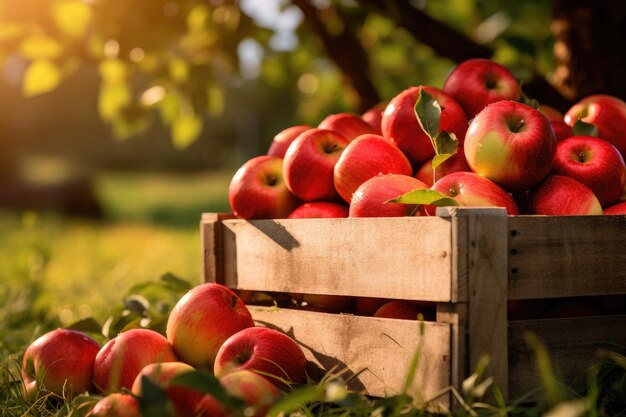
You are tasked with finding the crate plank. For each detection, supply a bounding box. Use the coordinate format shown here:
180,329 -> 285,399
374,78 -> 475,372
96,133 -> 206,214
508,315 -> 626,396
250,306 -> 452,405
508,215 -> 626,299
220,217 -> 456,302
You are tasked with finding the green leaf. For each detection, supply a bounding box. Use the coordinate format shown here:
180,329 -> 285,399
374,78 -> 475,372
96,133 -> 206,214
160,272 -> 192,291
65,317 -> 102,334
22,59 -> 62,97
98,84 -> 131,120
432,153 -> 454,172
573,120 -> 599,137
138,376 -> 175,417
387,189 -> 459,207
433,130 -> 458,157
124,295 -> 150,316
414,89 -> 441,140
52,0 -> 93,38
267,385 -> 326,417
172,111 -> 202,149
20,35 -> 63,60
171,371 -> 242,409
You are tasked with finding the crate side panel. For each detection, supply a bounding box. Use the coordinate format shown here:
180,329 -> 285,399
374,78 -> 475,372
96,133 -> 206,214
508,315 -> 626,396
251,306 -> 452,405
223,217 -> 454,301
508,216 -> 626,299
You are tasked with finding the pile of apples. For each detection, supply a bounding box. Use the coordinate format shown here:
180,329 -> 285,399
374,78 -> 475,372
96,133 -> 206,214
21,283 -> 308,416
229,58 -> 626,219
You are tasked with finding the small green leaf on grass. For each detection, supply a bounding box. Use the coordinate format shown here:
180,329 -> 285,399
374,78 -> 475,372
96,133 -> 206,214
573,120 -> 599,137
387,189 -> 459,207
414,90 -> 441,139
65,317 -> 102,334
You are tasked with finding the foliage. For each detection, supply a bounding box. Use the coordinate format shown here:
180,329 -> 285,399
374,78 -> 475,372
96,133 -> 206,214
0,0 -> 557,150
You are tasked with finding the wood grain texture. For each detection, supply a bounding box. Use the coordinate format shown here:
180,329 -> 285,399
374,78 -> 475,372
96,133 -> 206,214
250,306 -> 453,406
508,315 -> 626,396
201,213 -> 234,284
221,217 -> 455,301
508,215 -> 626,299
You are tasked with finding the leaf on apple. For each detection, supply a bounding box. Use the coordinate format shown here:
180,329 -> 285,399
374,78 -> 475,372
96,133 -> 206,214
415,91 -> 459,177
387,189 -> 459,207
414,90 -> 441,139
573,120 -> 599,137
65,317 -> 102,334
138,376 -> 171,417
519,89 -> 539,109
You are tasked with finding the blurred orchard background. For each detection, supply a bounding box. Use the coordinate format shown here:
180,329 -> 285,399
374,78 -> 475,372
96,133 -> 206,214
1,0 -> 625,334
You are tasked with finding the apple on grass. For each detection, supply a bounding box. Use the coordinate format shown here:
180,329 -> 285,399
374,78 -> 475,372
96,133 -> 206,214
167,283 -> 254,370
87,393 -> 141,417
93,328 -> 178,393
318,113 -> 377,141
464,100 -> 557,192
421,172 -> 519,216
283,128 -> 349,201
267,125 -> 311,158
551,136 -> 626,207
287,202 -> 349,219
564,94 -> 626,158
349,174 -> 429,218
528,175 -> 602,215
229,155 -> 300,220
382,85 -> 468,167
219,370 -> 281,417
443,58 -> 522,119
21,329 -> 100,400
214,327 -> 308,388
333,134 -> 413,203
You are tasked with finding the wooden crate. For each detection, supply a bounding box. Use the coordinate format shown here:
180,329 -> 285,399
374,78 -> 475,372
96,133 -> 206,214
200,208 -> 626,406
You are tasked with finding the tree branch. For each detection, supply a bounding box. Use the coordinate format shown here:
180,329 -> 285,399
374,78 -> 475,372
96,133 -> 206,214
292,0 -> 381,112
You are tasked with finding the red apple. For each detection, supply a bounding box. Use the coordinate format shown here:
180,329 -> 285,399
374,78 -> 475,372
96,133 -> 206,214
528,175 -> 602,215
214,327 -> 307,388
464,100 -> 556,192
267,125 -> 311,158
423,172 -> 519,216
354,297 -> 390,316
539,104 -> 573,142
229,155 -> 300,220
551,136 -> 626,207
361,102 -> 387,135
415,148 -> 471,186
443,58 -> 522,118
87,393 -> 141,417
349,174 -> 429,218
333,134 -> 413,203
93,328 -> 177,393
219,370 -> 281,417
21,329 -> 100,400
132,362 -> 211,417
287,202 -> 348,219
167,283 -> 254,370
373,300 -> 435,321
318,113 -> 377,141
283,128 -> 349,201
604,201 -> 626,215
564,94 -> 626,158
382,86 -> 468,167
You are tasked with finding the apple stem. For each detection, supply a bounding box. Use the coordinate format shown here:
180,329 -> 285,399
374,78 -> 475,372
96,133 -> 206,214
266,176 -> 277,186
511,119 -> 525,133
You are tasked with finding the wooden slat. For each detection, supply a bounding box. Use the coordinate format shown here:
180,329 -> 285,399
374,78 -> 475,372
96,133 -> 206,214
508,315 -> 626,397
221,217 -> 455,302
508,215 -> 626,299
250,306 -> 452,406
201,213 -> 234,284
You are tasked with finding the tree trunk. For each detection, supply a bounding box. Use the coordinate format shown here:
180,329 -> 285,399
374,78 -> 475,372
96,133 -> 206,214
551,0 -> 626,101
